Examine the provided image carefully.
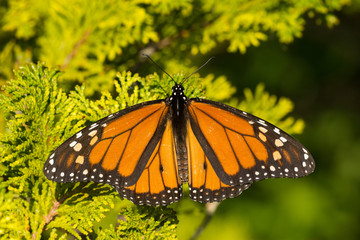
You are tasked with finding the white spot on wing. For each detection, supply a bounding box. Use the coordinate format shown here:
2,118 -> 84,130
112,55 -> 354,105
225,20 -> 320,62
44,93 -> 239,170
273,151 -> 281,160
275,139 -> 284,147
74,143 -> 82,152
76,132 -> 82,138
274,128 -> 280,134
258,119 -> 267,126
88,130 -> 97,137
259,126 -> 268,133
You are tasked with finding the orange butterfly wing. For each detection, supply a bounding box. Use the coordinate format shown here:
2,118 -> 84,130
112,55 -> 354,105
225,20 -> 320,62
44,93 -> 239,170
43,100 -> 181,206
119,120 -> 182,205
187,121 -> 251,203
187,99 -> 315,189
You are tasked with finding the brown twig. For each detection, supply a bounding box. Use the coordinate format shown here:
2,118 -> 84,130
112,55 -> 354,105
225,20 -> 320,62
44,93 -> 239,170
43,200 -> 61,225
139,37 -> 171,58
190,202 -> 220,240
32,200 -> 61,240
61,30 -> 91,70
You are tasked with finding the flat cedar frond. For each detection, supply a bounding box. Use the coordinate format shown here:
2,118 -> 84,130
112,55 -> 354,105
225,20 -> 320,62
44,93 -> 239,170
97,206 -> 178,240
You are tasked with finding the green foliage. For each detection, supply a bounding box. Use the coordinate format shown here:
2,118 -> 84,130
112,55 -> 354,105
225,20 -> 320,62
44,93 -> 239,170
0,64 -> 65,192
0,186 -> 30,239
233,83 -> 305,134
0,62 -> 303,239
45,183 -> 116,239
0,0 -> 349,95
97,207 -> 178,239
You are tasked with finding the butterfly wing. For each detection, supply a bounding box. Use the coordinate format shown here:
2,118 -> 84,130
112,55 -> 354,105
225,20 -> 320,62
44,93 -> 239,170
187,120 -> 251,203
118,119 -> 182,206
187,98 -> 315,188
43,100 -> 182,206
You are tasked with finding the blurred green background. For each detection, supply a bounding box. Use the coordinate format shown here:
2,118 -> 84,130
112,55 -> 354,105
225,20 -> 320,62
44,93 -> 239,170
1,0 -> 359,239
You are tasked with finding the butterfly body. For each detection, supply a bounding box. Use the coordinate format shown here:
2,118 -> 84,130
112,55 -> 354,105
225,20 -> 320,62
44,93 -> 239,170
44,81 -> 315,206
168,84 -> 189,182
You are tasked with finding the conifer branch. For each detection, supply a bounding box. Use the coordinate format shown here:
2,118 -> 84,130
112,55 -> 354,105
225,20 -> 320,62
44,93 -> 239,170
34,200 -> 61,240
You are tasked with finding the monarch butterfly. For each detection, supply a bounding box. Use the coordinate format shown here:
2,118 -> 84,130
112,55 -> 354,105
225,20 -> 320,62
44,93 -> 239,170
43,59 -> 315,206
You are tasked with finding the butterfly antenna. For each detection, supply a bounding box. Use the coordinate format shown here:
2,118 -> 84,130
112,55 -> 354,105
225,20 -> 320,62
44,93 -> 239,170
142,54 -> 176,84
181,56 -> 215,85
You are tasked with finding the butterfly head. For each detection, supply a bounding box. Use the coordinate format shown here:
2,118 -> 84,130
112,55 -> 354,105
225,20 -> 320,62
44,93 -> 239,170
172,84 -> 184,94
169,83 -> 187,102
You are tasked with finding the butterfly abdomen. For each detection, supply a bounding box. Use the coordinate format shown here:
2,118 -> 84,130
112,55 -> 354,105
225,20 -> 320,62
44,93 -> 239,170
176,147 -> 189,182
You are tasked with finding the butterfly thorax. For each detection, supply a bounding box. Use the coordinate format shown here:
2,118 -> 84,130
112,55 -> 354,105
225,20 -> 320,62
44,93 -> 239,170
169,84 -> 189,182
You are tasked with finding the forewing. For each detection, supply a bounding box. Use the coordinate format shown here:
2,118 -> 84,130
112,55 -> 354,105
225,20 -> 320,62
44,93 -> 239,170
43,100 -> 170,190
187,98 -> 315,186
